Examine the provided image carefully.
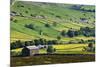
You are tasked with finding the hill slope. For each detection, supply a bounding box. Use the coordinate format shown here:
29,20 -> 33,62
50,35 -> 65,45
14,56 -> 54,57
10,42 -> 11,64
10,1 -> 95,42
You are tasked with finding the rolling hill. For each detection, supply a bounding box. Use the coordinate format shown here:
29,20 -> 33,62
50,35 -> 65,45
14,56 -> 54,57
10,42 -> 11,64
10,1 -> 95,42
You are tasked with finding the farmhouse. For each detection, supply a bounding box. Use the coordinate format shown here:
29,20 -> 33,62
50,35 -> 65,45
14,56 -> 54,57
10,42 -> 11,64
22,46 -> 39,56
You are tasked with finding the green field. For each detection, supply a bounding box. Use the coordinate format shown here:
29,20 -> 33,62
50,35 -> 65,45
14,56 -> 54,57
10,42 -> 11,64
10,1 -> 95,66
11,44 -> 94,57
10,1 -> 95,42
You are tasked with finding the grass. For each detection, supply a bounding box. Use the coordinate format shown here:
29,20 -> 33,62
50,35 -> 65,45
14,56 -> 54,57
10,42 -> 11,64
10,1 -> 95,42
10,1 -> 95,66
11,54 -> 95,66
11,44 -> 95,55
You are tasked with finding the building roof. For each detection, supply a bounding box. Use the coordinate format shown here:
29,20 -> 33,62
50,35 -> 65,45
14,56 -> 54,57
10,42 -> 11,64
27,46 -> 39,50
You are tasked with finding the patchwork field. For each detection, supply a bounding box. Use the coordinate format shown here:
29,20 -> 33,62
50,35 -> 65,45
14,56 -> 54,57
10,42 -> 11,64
11,44 -> 94,57
10,1 -> 95,66
10,1 -> 95,42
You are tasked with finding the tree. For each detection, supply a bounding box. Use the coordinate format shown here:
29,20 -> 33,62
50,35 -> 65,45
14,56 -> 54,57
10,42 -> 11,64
25,11 -> 28,13
61,30 -> 66,36
74,31 -> 79,36
57,36 -> 61,41
21,46 -> 30,56
47,40 -> 53,45
24,41 -> 30,46
25,24 -> 34,30
51,40 -> 58,44
80,27 -> 95,37
39,30 -> 42,35
11,40 -> 23,49
45,23 -> 50,27
28,41 -> 34,46
47,45 -> 55,54
13,19 -> 18,23
88,43 -> 93,48
11,42 -> 17,49
44,39 -> 47,45
34,39 -> 40,46
56,15 -> 61,19
15,40 -> 23,48
39,38 -> 44,45
67,29 -> 75,37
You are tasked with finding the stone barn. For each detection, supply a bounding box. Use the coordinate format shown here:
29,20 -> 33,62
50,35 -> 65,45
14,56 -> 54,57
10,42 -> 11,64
22,46 -> 39,56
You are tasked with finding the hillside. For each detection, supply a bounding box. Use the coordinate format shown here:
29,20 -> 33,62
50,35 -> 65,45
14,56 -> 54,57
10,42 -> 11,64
10,1 -> 95,43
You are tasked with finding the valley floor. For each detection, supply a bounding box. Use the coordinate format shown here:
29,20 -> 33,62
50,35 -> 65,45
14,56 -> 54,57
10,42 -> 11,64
11,54 -> 95,66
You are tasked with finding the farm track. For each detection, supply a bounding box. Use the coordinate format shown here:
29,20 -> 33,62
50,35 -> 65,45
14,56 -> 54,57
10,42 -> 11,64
11,54 -> 95,67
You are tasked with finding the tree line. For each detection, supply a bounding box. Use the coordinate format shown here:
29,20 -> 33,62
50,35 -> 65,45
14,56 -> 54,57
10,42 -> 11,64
61,27 -> 95,37
11,39 -> 58,49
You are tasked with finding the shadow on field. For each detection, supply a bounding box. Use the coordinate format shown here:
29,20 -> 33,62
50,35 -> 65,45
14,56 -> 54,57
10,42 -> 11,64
11,54 -> 95,67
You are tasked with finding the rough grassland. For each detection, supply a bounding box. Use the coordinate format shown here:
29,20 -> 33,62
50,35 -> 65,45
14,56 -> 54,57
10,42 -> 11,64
11,54 -> 95,66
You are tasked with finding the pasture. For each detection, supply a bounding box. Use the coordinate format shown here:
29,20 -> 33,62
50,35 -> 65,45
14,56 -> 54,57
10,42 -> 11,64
11,44 -> 95,57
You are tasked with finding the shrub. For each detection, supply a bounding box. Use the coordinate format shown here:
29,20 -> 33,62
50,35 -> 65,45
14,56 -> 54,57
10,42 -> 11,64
34,39 -> 40,46
21,46 -> 30,56
56,15 -> 61,19
25,11 -> 28,13
83,43 -> 95,52
13,19 -> 18,23
47,45 -> 55,54
45,23 -> 50,27
88,43 -> 93,48
57,36 -> 61,40
61,30 -> 66,36
67,29 -> 75,37
25,24 -> 35,30
11,40 -> 23,49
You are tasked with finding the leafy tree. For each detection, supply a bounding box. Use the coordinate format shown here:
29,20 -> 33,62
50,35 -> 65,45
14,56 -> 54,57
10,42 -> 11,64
80,27 -> 95,37
28,41 -> 34,46
74,31 -> 79,36
45,23 -> 50,27
57,36 -> 61,41
34,39 -> 40,46
11,42 -> 17,49
47,45 -> 55,54
25,24 -> 35,30
67,29 -> 75,37
47,40 -> 53,45
13,19 -> 18,23
39,38 -> 44,45
25,11 -> 28,13
88,43 -> 93,48
61,30 -> 66,36
83,43 -> 95,52
39,30 -> 42,35
24,41 -> 30,46
56,15 -> 61,19
51,40 -> 58,44
43,39 -> 47,45
11,40 -> 23,49
21,46 -> 30,56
